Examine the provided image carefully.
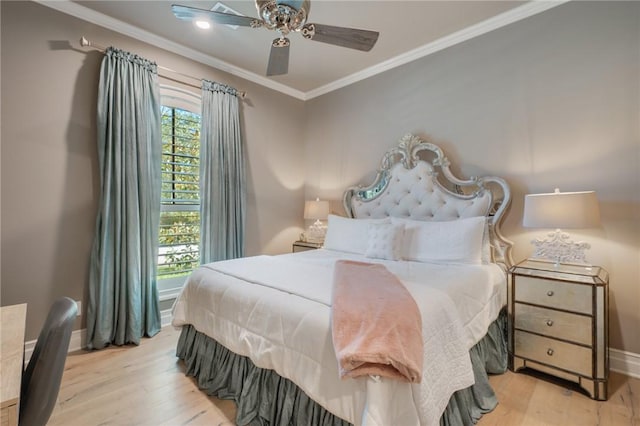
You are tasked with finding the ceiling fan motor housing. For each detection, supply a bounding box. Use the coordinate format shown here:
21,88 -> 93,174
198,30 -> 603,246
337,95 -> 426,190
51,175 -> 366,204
255,0 -> 311,33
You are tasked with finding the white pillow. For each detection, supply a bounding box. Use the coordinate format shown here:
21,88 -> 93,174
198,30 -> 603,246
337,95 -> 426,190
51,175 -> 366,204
324,215 -> 390,254
365,222 -> 404,261
481,219 -> 492,264
392,216 -> 486,264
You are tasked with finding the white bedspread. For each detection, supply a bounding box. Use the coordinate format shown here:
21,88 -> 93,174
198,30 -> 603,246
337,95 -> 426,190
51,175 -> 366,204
171,249 -> 506,426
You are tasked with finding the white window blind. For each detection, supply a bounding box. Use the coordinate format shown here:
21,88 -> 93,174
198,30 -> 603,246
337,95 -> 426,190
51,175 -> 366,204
158,105 -> 201,279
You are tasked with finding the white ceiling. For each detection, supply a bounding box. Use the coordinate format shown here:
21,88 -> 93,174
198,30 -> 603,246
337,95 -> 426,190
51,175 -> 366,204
40,1 -> 566,100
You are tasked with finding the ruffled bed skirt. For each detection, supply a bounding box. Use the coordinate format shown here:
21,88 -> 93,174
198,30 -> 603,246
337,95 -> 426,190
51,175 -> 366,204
176,310 -> 507,426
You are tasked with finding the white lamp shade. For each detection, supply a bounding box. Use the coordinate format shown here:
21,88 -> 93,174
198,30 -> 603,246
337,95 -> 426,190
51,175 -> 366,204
523,189 -> 600,229
304,199 -> 329,220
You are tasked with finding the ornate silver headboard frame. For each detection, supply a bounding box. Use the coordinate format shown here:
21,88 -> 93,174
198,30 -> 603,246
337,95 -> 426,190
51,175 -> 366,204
343,134 -> 514,269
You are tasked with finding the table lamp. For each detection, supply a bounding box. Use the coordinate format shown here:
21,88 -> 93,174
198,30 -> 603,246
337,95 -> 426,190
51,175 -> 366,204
303,198 -> 330,243
523,188 -> 600,266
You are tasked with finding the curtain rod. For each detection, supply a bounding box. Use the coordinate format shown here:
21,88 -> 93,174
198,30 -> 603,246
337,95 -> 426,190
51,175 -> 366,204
79,37 -> 247,99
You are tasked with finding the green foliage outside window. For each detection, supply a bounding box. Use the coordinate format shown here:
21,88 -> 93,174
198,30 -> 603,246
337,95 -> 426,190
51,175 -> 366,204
158,106 -> 201,279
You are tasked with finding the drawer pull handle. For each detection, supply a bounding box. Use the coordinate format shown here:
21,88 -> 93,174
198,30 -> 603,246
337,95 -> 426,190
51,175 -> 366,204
546,319 -> 554,327
546,290 -> 554,297
547,348 -> 554,356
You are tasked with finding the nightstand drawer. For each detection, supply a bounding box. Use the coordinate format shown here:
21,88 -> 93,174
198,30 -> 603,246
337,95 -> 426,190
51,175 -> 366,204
514,303 -> 592,345
515,330 -> 592,377
515,276 -> 592,314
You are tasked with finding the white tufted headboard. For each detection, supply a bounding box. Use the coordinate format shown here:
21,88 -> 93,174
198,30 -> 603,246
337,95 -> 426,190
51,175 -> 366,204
343,134 -> 514,269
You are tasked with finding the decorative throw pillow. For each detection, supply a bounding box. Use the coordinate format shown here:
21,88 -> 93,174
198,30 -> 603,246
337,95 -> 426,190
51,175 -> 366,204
324,215 -> 391,255
365,222 -> 404,261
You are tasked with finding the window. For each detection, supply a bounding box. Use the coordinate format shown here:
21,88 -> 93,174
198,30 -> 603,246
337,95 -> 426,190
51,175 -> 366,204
158,104 -> 201,281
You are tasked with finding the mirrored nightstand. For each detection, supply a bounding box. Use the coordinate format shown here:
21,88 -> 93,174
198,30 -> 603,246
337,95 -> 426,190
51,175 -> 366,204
508,259 -> 609,400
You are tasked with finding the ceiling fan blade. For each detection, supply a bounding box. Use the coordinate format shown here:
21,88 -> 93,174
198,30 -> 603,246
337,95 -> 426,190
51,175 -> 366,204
171,4 -> 260,28
301,23 -> 379,52
266,38 -> 290,76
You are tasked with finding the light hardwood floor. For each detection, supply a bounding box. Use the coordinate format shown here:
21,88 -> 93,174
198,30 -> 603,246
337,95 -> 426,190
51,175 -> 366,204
49,326 -> 639,426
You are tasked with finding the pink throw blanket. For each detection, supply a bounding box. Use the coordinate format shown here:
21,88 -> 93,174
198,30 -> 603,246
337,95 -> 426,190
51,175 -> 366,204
331,260 -> 423,383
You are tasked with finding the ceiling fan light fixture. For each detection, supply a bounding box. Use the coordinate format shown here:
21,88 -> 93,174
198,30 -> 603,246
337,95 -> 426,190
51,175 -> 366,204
195,20 -> 211,29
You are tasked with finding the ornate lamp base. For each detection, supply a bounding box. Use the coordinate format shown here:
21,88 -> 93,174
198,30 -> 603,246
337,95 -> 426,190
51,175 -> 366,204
305,220 -> 327,244
530,229 -> 591,266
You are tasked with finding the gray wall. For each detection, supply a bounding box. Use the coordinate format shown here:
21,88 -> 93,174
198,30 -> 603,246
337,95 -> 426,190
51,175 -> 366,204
304,2 -> 640,354
0,1 -> 306,340
1,1 -> 638,356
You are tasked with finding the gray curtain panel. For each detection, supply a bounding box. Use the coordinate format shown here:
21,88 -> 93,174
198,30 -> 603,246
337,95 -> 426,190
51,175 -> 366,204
199,80 -> 245,263
87,47 -> 162,350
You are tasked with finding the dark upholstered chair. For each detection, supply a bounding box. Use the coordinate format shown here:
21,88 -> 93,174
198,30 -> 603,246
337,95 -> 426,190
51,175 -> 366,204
19,297 -> 77,426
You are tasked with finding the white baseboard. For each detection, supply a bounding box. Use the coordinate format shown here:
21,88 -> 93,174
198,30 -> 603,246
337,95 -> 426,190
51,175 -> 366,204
161,308 -> 173,327
25,316 -> 640,380
24,327 -> 86,364
24,308 -> 174,364
610,348 -> 640,379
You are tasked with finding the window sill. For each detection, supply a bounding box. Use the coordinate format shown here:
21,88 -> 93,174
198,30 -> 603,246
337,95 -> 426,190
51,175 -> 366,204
157,275 -> 188,301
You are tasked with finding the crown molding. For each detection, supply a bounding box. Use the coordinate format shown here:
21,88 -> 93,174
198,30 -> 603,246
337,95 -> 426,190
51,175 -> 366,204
34,0 -> 567,101
305,1 -> 570,100
33,0 -> 306,100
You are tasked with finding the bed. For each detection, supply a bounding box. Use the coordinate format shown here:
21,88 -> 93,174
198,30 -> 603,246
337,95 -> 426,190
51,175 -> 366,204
172,133 -> 514,426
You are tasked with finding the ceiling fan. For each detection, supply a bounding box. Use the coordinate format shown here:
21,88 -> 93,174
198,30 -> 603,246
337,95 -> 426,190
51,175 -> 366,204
171,0 -> 379,76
